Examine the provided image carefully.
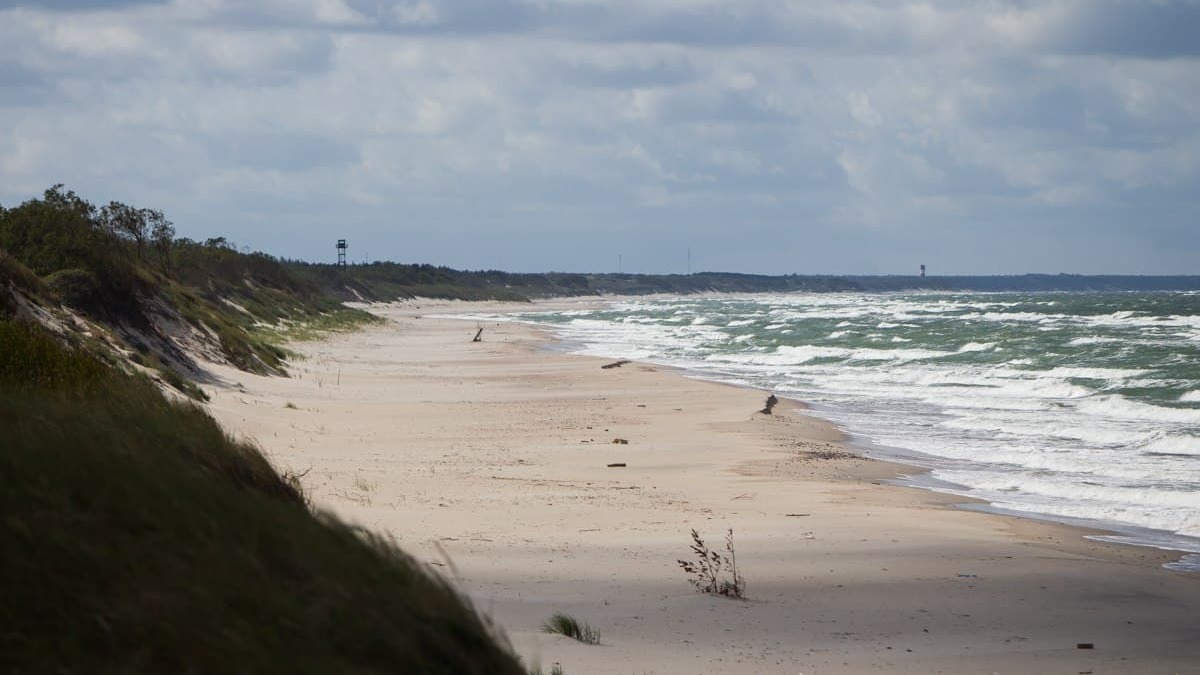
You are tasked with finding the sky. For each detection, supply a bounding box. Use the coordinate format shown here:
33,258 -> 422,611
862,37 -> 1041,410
0,0 -> 1198,275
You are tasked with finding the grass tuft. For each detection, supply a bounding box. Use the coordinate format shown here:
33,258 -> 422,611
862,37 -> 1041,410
541,613 -> 601,645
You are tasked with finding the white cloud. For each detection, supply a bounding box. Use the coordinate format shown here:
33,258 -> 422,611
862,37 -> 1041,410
847,91 -> 882,127
0,0 -> 1197,273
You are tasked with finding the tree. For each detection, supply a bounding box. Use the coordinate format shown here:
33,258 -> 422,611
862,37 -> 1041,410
43,184 -> 97,222
100,202 -> 148,261
147,210 -> 175,274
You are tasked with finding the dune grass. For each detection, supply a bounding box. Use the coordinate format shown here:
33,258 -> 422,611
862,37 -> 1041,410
542,613 -> 601,645
0,319 -> 525,674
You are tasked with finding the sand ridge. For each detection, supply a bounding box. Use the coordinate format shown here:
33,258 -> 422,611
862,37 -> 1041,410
202,300 -> 1200,674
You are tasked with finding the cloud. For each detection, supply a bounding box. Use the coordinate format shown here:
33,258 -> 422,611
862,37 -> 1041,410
996,0 -> 1200,59
0,0 -> 1197,274
0,0 -> 167,9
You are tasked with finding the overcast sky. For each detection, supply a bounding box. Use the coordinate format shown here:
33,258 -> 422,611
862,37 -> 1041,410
1,0 -> 1197,274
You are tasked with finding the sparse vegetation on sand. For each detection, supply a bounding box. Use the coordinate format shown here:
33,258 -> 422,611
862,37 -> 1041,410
677,528 -> 746,599
542,613 -> 602,645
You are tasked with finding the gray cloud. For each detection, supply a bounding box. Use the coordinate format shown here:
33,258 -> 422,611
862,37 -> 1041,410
0,0 -> 165,8
1040,0 -> 1200,58
0,0 -> 1197,274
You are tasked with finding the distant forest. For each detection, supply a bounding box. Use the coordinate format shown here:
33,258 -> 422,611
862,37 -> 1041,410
4,185 -> 1198,316
306,266 -> 1200,298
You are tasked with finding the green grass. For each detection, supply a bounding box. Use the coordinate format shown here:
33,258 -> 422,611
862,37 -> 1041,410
0,319 -> 525,674
256,307 -> 384,345
541,613 -> 601,645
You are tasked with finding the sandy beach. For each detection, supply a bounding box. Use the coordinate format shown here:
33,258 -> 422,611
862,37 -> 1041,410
203,301 -> 1200,675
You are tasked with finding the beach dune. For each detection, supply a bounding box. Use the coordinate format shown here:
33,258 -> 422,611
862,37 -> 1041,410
203,301 -> 1200,674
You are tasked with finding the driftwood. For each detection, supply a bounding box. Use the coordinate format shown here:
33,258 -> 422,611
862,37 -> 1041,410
601,360 -> 631,370
607,463 -> 627,468
759,394 -> 779,415
472,328 -> 483,342
611,438 -> 628,445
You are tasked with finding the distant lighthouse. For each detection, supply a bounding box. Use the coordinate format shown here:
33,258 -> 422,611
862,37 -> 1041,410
919,264 -> 926,278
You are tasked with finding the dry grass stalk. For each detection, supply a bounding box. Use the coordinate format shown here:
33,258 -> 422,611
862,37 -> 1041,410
677,528 -> 746,599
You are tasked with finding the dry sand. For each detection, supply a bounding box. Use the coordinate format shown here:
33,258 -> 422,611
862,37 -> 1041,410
203,300 -> 1200,674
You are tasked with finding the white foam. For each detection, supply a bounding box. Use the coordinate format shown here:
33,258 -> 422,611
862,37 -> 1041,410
1077,395 -> 1200,424
523,292 -> 1200,550
1140,433 -> 1200,457
935,469 -> 1200,538
1045,366 -> 1149,380
957,341 -> 995,353
1069,336 -> 1121,346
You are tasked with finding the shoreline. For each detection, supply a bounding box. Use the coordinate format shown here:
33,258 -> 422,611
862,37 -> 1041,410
202,300 -> 1200,674
445,300 -> 1200,572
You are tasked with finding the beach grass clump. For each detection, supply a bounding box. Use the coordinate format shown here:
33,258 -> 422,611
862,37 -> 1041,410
258,307 -> 385,344
0,318 -> 526,674
541,613 -> 601,645
677,528 -> 746,599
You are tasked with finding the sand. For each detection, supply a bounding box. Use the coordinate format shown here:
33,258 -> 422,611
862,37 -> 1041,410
202,300 -> 1200,675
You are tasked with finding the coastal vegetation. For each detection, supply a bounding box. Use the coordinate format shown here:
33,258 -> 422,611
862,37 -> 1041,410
542,613 -> 602,645
0,317 -> 526,674
677,529 -> 746,599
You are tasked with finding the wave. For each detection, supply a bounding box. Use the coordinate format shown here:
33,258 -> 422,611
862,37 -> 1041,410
1069,336 -> 1121,346
936,469 -> 1200,538
523,291 -> 1200,556
1139,433 -> 1200,457
957,341 -> 995,353
1077,395 -> 1200,424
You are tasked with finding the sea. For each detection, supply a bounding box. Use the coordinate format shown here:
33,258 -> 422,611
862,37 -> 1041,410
453,291 -> 1200,571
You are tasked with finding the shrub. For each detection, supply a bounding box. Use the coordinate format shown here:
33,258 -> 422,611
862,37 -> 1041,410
0,248 -> 44,296
45,268 -> 103,310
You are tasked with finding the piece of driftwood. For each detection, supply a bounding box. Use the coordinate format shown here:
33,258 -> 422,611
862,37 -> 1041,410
472,328 -> 483,342
612,438 -> 628,445
601,360 -> 631,369
607,463 -> 627,468
759,394 -> 779,415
